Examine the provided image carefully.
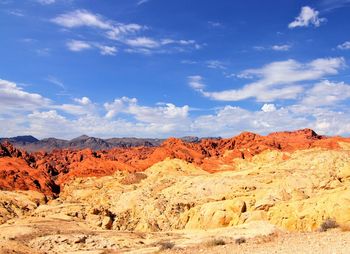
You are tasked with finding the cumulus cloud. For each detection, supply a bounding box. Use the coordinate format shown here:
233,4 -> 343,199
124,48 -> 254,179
104,97 -> 189,124
53,96 -> 96,117
74,97 -> 92,105
337,41 -> 350,50
302,80 -> 350,106
3,77 -> 350,139
192,57 -> 345,102
261,104 -> 277,112
0,79 -> 51,112
288,6 -> 326,28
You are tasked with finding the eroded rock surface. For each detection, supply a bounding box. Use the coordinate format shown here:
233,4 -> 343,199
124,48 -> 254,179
1,129 -> 350,253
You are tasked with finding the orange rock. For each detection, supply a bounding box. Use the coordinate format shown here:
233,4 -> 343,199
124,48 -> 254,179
1,128 -> 349,197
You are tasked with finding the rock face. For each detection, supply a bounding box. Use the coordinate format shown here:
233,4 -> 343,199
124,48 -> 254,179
33,148 -> 350,233
0,143 -> 59,195
1,128 -> 350,234
0,129 -> 349,196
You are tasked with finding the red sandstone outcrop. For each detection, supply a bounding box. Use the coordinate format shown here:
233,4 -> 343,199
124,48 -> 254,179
0,143 -> 59,195
0,129 -> 349,196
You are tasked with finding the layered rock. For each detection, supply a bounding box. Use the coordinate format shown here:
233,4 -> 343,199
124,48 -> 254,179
1,128 -> 350,234
1,129 -> 349,197
0,143 -> 59,195
30,147 -> 350,232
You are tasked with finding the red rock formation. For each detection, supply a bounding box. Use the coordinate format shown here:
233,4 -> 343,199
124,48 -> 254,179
0,143 -> 59,196
0,129 -> 349,196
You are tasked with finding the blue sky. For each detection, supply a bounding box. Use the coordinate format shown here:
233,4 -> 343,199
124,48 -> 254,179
1,0 -> 350,138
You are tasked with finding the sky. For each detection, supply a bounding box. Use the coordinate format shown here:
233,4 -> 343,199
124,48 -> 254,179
1,0 -> 350,139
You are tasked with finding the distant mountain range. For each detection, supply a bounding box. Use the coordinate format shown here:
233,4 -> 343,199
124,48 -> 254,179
0,135 -> 213,152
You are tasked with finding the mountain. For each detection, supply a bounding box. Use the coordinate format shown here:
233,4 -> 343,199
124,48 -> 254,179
0,135 -> 205,152
0,135 -> 38,145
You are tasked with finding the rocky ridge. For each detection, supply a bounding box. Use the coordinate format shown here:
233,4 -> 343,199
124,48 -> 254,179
1,129 -> 350,253
0,128 -> 347,196
0,135 -> 204,152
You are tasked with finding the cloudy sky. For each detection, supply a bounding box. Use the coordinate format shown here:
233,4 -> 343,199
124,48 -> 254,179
1,0 -> 350,139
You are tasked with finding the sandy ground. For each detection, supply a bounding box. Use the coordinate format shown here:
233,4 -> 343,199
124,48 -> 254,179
0,216 -> 349,253
163,230 -> 350,254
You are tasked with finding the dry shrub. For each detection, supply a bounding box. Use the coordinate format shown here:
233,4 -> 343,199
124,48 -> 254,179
205,238 -> 226,247
120,172 -> 147,185
235,237 -> 246,245
319,218 -> 339,232
158,241 -> 175,250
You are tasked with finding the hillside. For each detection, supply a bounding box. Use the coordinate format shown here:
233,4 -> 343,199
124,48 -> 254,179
0,129 -> 350,253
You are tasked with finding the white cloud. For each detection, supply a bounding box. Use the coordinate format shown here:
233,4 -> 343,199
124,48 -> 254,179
206,60 -> 226,69
4,76 -> 350,139
337,41 -> 350,50
105,24 -> 144,41
160,39 -> 196,46
52,9 -> 144,42
288,6 -> 326,28
233,72 -> 254,79
254,45 -> 292,51
7,9 -> 24,17
123,37 -> 198,50
104,97 -> 189,124
74,96 -> 91,105
66,42 -> 117,55
56,96 -> 97,116
191,106 -> 311,137
0,79 -> 51,112
57,104 -> 93,116
193,57 -> 345,102
302,80 -> 350,106
97,45 -> 117,55
188,75 -> 205,90
125,37 -> 160,48
52,9 -> 112,29
52,9 -> 200,55
261,103 -> 277,112
271,44 -> 291,51
66,40 -> 92,52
